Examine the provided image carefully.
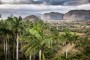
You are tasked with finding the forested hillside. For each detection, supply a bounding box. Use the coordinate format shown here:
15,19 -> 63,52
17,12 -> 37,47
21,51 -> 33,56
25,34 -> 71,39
0,16 -> 90,60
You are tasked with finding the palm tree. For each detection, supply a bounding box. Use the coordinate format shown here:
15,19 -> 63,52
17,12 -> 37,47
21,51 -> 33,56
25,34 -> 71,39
20,20 -> 54,60
61,30 -> 78,59
6,16 -> 23,60
0,20 -> 13,60
19,21 -> 42,60
29,21 -> 54,60
20,34 -> 38,60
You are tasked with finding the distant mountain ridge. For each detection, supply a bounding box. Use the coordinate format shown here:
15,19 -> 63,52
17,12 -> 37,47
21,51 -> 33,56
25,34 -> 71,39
41,12 -> 64,20
23,10 -> 90,22
64,10 -> 90,20
41,10 -> 90,21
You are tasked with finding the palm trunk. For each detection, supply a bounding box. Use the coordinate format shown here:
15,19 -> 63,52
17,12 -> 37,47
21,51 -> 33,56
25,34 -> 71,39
5,37 -> 8,60
4,40 -> 6,60
33,54 -> 35,60
13,34 -> 15,60
16,33 -> 19,60
4,40 -> 5,54
42,52 -> 45,60
66,43 -> 69,59
29,54 -> 31,60
66,43 -> 70,59
13,42 -> 15,60
13,46 -> 14,60
33,49 -> 35,60
39,50 -> 42,60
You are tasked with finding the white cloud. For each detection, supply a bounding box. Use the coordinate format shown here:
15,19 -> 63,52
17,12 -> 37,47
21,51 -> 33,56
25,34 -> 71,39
76,4 -> 90,10
0,4 -> 90,13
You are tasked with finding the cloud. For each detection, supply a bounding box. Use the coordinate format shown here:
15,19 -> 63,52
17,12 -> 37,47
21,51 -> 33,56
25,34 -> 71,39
76,4 -> 90,10
0,4 -> 90,13
0,0 -> 90,5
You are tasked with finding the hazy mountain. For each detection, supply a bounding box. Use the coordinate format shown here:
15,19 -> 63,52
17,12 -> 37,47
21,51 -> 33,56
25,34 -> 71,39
23,15 -> 41,22
64,10 -> 90,20
41,12 -> 64,20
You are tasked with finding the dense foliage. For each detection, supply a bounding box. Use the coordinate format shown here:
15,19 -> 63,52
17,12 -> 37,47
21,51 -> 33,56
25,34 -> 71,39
0,17 -> 90,60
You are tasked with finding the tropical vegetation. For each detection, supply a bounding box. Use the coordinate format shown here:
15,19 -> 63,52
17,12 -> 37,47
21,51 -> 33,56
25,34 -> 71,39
0,16 -> 90,60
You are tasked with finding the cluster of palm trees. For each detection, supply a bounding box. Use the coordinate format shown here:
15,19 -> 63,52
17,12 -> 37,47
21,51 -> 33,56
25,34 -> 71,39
0,16 -> 24,60
0,16 -> 78,60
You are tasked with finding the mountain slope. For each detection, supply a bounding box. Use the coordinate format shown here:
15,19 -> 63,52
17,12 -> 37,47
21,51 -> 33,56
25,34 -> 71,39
64,10 -> 90,20
41,12 -> 64,20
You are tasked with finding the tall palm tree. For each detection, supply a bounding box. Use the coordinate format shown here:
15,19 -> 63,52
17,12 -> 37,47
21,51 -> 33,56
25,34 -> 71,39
6,16 -> 23,60
61,30 -> 78,59
20,20 -> 54,60
20,33 -> 38,60
0,20 -> 13,60
29,21 -> 50,60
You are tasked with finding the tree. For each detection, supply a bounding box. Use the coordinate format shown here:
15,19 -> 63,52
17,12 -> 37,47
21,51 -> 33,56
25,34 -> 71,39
0,20 -> 13,60
6,16 -> 23,60
60,30 -> 78,59
20,20 -> 54,60
30,21 -> 54,60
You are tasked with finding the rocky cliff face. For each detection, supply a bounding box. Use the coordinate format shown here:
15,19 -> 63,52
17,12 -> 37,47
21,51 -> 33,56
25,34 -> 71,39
64,10 -> 90,20
41,12 -> 64,20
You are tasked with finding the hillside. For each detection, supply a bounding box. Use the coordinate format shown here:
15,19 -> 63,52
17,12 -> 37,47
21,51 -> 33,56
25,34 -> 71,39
64,10 -> 90,21
41,12 -> 64,20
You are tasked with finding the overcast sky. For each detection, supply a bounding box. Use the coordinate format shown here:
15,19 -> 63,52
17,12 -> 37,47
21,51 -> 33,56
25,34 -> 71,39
0,0 -> 90,5
0,0 -> 90,18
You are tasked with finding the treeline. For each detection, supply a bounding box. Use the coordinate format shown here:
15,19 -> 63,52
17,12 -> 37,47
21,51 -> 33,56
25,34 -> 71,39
0,16 -> 90,60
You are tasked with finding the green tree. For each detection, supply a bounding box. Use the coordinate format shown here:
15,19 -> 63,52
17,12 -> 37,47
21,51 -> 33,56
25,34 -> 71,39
0,20 -> 13,60
61,30 -> 78,59
6,16 -> 23,60
20,20 -> 54,60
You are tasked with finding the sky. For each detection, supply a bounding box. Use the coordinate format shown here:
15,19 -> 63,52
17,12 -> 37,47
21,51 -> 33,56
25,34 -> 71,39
0,0 -> 90,18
